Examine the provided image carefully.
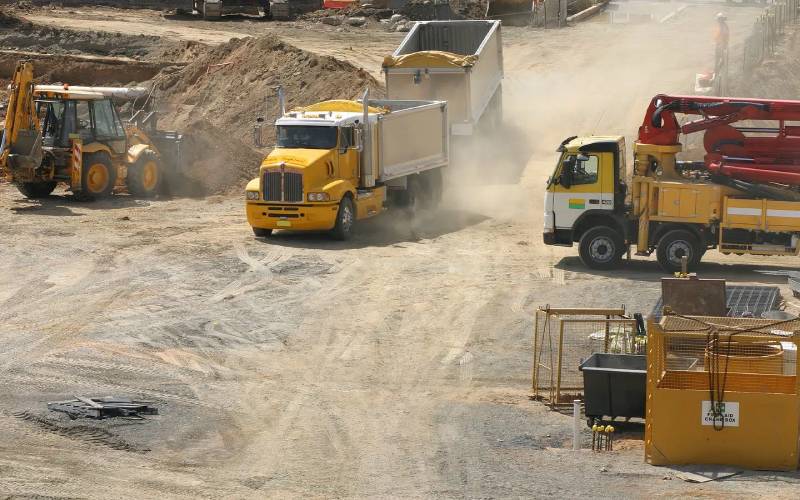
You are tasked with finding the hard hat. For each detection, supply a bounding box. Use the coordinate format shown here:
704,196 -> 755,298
717,12 -> 727,20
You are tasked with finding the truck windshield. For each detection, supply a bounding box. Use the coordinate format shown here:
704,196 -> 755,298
277,125 -> 338,149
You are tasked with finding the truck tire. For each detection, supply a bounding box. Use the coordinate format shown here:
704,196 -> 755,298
656,229 -> 702,273
78,152 -> 117,200
419,169 -> 443,209
127,150 -> 162,198
253,227 -> 273,237
578,226 -> 625,270
331,196 -> 355,241
17,181 -> 57,199
394,177 -> 421,215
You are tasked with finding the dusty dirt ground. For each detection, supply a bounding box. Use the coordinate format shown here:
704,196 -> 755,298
2,2 -> 800,498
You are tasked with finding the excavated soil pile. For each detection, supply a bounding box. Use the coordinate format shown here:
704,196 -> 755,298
400,1 -> 464,20
155,34 -> 382,194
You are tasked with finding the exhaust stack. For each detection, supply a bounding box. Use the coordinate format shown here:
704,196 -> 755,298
361,88 -> 375,188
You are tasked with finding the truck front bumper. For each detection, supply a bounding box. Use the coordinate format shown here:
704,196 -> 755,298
543,229 -> 574,247
246,202 -> 339,231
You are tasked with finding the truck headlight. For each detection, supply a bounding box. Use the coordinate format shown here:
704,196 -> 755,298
246,191 -> 259,200
308,192 -> 330,202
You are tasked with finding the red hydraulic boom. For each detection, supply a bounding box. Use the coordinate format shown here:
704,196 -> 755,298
638,94 -> 800,186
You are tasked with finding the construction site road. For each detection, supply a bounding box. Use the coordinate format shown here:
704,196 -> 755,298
2,3 -> 799,498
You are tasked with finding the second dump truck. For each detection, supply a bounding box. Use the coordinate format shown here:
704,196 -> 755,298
246,93 -> 448,239
383,20 -> 503,136
543,94 -> 800,272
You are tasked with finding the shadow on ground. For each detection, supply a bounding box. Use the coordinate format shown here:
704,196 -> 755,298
256,208 -> 490,249
9,192 -> 151,216
554,256 -> 793,285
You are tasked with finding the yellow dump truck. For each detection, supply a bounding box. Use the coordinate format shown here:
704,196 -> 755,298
543,95 -> 800,272
246,92 -> 448,239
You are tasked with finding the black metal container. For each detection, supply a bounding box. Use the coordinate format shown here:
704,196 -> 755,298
579,353 -> 647,424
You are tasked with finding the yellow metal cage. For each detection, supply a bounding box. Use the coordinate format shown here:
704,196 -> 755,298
645,315 -> 800,471
531,307 -> 640,407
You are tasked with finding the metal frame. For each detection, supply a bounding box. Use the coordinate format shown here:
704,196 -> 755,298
531,306 -> 636,407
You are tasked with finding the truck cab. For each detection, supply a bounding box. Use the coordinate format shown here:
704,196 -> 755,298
245,102 -> 385,240
544,135 -> 629,267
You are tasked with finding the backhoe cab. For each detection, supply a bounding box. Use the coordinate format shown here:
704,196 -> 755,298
0,61 -> 182,200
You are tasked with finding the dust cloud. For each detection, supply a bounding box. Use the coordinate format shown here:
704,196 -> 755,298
438,5 -> 764,228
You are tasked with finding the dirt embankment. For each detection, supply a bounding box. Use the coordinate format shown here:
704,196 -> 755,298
0,8 -> 177,60
732,24 -> 800,99
155,34 -> 383,193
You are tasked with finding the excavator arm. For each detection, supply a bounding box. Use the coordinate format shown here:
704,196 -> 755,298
638,94 -> 800,186
0,61 -> 43,179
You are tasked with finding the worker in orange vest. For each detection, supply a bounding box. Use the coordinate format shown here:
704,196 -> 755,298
713,13 -> 730,72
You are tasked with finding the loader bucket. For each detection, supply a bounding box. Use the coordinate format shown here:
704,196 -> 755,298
147,130 -> 192,196
486,0 -> 533,25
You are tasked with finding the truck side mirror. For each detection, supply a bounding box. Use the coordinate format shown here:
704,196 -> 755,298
254,117 -> 265,148
352,124 -> 364,152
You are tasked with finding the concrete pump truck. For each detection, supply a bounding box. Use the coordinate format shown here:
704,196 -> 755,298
543,94 -> 800,272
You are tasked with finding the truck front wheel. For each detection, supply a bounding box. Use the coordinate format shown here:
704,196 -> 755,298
656,229 -> 701,273
578,226 -> 624,270
331,196 -> 355,241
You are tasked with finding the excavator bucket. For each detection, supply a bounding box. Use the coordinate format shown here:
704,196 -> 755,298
486,0 -> 534,25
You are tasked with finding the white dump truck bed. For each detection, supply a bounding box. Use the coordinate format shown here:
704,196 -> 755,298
383,20 -> 503,136
362,99 -> 449,184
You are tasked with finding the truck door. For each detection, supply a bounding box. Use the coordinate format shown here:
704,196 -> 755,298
338,126 -> 358,185
550,152 -> 614,230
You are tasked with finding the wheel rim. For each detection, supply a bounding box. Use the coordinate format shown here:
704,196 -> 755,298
86,163 -> 109,193
589,236 -> 615,263
142,161 -> 159,190
341,203 -> 353,231
667,240 -> 692,266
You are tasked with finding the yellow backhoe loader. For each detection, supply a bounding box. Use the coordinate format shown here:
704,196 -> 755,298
0,61 -> 183,200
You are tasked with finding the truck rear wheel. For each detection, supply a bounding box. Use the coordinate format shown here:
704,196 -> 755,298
419,169 -> 443,209
578,226 -> 624,270
656,229 -> 702,273
253,227 -> 273,237
17,181 -> 57,199
331,196 -> 355,241
127,150 -> 162,198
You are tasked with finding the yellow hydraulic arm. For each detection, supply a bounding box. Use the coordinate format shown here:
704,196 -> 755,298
0,62 -> 41,178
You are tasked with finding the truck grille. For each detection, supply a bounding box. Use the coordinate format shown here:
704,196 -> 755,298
285,172 -> 303,202
263,171 -> 303,202
264,172 -> 281,201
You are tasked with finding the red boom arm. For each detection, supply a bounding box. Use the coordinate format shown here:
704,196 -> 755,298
638,94 -> 800,186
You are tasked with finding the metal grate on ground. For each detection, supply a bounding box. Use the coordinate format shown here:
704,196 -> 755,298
651,285 -> 780,322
